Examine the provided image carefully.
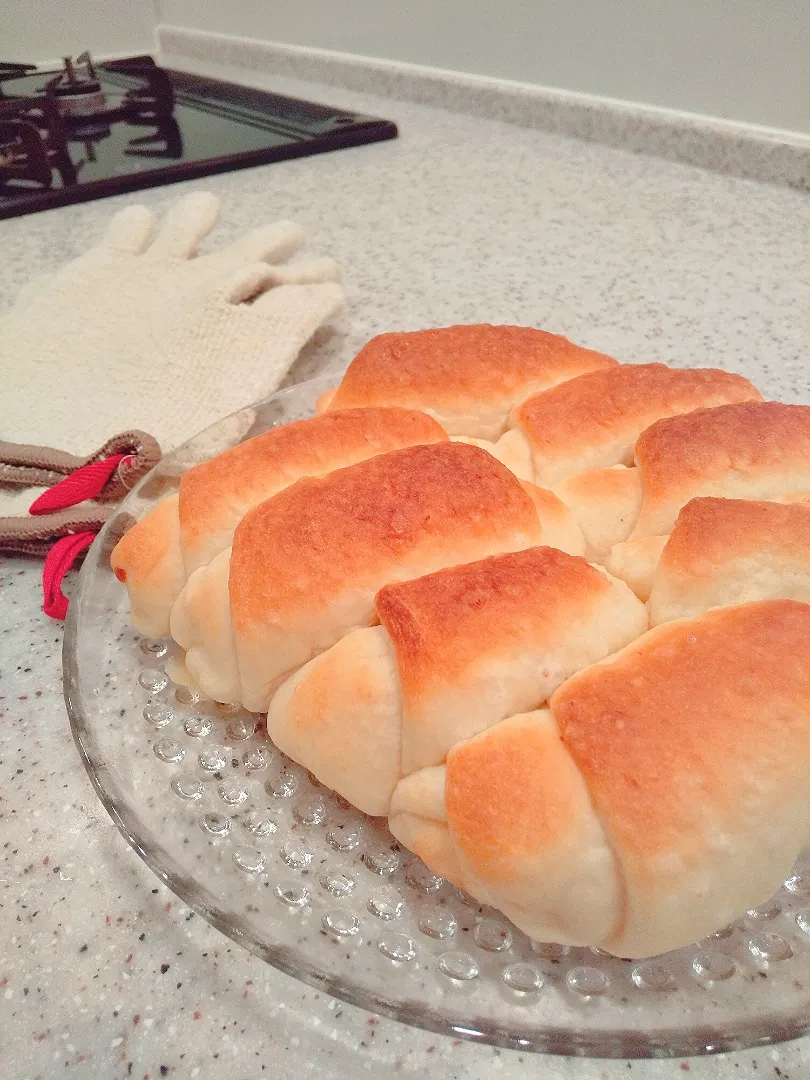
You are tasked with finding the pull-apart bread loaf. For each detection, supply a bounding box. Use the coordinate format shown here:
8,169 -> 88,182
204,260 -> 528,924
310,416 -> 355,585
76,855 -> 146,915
605,402 -> 810,596
110,407 -> 446,637
392,600 -> 810,956
170,442 -> 586,711
318,324 -> 616,439
268,547 -> 646,814
112,325 -> 810,958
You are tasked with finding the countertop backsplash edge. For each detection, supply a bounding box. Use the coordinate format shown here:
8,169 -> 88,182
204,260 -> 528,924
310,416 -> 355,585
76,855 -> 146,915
156,24 -> 810,191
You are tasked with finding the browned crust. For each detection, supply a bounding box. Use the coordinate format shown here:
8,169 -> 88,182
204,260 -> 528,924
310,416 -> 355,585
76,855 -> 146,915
109,493 -> 183,631
635,401 -> 810,503
515,363 -> 760,456
376,547 -> 611,701
229,442 -> 541,633
551,600 -> 810,868
660,496 -> 810,578
327,325 -> 616,410
446,712 -> 589,880
178,406 -> 446,566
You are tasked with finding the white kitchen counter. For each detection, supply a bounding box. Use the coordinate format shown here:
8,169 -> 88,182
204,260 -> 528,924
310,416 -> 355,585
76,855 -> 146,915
1,47 -> 808,1079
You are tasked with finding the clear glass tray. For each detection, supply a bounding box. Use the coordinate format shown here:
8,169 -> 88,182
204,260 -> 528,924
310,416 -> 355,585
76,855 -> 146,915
64,375 -> 810,1059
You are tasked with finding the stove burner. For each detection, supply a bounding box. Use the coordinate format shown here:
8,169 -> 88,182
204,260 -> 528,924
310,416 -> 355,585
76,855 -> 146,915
45,53 -> 108,119
0,52 -> 180,190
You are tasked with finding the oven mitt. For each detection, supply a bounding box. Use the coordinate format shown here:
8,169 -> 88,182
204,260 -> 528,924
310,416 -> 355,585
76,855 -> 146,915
0,189 -> 345,525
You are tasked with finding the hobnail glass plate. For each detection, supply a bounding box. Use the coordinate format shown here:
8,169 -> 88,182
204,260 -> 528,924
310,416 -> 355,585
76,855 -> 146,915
65,375 -> 810,1059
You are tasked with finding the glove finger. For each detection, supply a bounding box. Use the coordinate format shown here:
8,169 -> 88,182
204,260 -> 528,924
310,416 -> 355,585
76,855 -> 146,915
249,280 -> 346,327
99,204 -> 156,253
217,262 -> 279,305
263,257 -> 342,286
146,191 -> 220,259
214,221 -> 306,268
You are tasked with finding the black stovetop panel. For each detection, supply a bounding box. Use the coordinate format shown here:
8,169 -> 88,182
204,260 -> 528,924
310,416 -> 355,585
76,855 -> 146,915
0,55 -> 397,220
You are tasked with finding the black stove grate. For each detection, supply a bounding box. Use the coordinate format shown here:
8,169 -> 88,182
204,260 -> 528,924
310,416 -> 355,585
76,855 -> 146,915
0,53 -> 397,220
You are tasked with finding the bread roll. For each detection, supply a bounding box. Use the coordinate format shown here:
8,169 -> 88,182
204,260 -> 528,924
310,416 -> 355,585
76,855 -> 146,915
554,600 -> 810,956
322,325 -> 617,439
111,407 -> 446,636
392,601 -> 810,956
174,443 -> 585,711
265,626 -> 402,815
557,401 -> 810,560
503,363 -> 761,489
449,710 -> 623,945
631,401 -> 810,538
269,546 -> 646,814
648,497 -> 810,624
391,711 -> 623,946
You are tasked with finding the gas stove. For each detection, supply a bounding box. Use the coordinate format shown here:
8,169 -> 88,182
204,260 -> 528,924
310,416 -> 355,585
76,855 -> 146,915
0,53 -> 397,220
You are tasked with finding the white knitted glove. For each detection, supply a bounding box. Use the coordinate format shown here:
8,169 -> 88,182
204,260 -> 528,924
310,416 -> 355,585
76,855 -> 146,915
0,190 -> 345,516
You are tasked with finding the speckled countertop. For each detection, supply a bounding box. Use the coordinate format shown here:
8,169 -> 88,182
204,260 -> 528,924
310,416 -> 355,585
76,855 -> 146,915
1,52 -> 809,1080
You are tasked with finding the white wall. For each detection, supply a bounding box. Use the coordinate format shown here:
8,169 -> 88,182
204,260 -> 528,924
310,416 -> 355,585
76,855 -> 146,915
4,0 -> 155,65
158,0 -> 810,133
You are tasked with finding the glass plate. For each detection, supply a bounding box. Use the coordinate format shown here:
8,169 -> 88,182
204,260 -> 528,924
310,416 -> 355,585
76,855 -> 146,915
64,375 -> 810,1059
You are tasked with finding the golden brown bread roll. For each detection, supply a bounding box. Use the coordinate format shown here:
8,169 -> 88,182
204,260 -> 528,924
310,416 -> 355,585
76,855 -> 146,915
320,325 -> 617,439
648,497 -> 810,624
500,363 -> 761,489
172,444 -> 587,711
110,406 -> 446,637
393,601 -> 810,956
549,401 -> 810,561
268,547 -> 646,812
391,710 -> 623,946
631,401 -> 810,537
555,599 -> 810,956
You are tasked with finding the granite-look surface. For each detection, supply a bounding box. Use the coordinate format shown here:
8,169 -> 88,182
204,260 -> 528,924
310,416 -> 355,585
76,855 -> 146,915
158,25 -> 810,191
1,55 -> 810,1079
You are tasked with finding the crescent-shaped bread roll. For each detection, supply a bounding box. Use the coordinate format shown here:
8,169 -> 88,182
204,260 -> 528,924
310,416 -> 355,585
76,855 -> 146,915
377,546 -> 646,775
174,444 -> 585,711
390,712 -> 623,946
110,407 -> 446,636
321,325 -> 617,439
264,626 -> 402,815
502,363 -> 761,489
268,547 -> 646,812
631,401 -> 810,538
391,601 -> 810,956
447,710 -> 624,946
647,497 -> 810,625
554,599 -> 810,956
552,401 -> 810,561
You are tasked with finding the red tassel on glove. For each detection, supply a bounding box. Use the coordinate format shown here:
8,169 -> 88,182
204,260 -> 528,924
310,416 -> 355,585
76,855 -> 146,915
41,531 -> 96,619
29,454 -> 130,514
